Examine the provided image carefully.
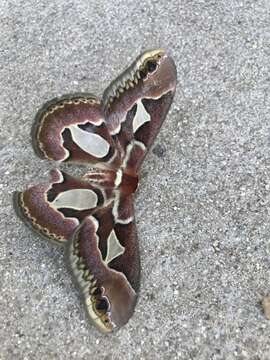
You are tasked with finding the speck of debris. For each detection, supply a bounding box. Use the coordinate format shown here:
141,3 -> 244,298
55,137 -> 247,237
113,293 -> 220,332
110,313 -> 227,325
262,296 -> 270,320
152,144 -> 166,158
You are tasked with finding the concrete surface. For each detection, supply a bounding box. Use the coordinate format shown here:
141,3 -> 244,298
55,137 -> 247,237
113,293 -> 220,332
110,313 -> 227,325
1,0 -> 270,359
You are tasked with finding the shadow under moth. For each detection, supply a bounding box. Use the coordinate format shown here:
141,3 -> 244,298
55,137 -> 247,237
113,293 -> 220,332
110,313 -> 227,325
14,49 -> 177,333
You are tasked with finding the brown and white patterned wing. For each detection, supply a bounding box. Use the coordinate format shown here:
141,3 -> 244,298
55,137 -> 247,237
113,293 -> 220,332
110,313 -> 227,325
102,49 -> 177,173
32,93 -> 121,168
67,198 -> 139,332
14,169 -> 116,244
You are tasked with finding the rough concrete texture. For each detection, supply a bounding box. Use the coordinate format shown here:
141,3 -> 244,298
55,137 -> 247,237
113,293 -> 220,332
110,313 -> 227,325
1,0 -> 270,359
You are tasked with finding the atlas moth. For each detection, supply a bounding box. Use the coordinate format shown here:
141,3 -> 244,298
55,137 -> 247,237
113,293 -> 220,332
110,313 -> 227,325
14,49 -> 177,333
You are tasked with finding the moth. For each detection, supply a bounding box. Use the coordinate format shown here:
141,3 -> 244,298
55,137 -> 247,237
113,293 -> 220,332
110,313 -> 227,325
14,49 -> 177,333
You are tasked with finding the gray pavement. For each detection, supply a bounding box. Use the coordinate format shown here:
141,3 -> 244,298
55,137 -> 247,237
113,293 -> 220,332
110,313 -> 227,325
1,0 -> 270,359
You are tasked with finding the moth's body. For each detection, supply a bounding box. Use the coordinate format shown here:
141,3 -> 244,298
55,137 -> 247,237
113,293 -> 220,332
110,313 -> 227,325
14,49 -> 177,333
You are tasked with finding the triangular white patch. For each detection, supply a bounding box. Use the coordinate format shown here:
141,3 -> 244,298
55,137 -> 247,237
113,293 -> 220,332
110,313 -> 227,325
105,229 -> 125,264
132,99 -> 151,133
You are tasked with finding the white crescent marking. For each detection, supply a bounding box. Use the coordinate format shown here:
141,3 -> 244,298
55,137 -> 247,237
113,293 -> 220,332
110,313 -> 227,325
68,124 -> 110,158
51,189 -> 98,210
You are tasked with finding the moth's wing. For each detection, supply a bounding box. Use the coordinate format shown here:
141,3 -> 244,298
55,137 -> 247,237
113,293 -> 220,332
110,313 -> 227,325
13,168 -> 116,245
32,93 -> 121,168
102,50 -> 177,173
66,197 -> 140,333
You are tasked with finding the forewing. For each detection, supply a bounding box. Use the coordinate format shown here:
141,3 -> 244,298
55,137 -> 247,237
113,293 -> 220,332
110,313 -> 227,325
14,169 -> 116,244
102,50 -> 177,173
67,198 -> 140,332
32,93 -> 121,168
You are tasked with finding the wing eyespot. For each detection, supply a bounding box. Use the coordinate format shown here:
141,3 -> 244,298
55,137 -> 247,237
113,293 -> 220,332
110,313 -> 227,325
139,60 -> 157,80
95,298 -> 109,313
146,60 -> 157,73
